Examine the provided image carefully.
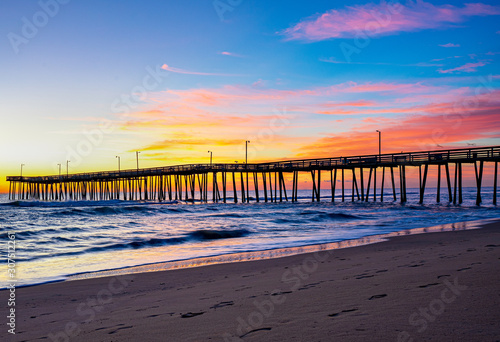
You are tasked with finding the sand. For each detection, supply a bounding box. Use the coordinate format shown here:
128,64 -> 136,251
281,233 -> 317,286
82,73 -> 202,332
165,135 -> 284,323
4,220 -> 500,342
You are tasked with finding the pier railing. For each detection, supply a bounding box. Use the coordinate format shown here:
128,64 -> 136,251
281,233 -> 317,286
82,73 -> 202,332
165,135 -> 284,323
7,145 -> 500,182
6,145 -> 500,205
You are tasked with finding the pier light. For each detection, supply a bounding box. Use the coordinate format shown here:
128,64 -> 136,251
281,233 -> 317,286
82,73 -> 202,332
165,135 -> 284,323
20,164 -> 25,177
208,151 -> 212,166
66,160 -> 70,177
57,163 -> 61,177
116,156 -> 121,172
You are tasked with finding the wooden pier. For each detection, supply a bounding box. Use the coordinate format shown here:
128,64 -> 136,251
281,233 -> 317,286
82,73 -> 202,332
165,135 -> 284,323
6,146 -> 500,205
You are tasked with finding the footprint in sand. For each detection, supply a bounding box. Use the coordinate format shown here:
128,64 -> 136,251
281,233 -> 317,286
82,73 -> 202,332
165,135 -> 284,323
240,327 -> 272,338
368,294 -> 387,300
437,274 -> 451,279
328,308 -> 359,317
210,301 -> 234,309
418,283 -> 439,288
181,312 -> 205,318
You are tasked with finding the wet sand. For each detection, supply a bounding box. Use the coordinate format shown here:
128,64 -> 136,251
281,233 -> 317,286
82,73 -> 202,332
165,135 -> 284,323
5,220 -> 500,341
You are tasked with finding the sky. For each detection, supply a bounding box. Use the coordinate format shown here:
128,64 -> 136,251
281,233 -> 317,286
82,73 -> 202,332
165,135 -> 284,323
0,0 -> 499,193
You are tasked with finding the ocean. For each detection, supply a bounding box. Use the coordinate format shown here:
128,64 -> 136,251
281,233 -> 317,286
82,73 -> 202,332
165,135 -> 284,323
1,187 -> 499,287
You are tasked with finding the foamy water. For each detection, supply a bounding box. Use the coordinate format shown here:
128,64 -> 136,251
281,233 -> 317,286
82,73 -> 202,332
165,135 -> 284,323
0,187 -> 499,286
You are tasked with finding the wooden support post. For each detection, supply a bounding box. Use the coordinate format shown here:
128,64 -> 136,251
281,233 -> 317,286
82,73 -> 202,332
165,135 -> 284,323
391,167 -> 396,201
381,167 -> 385,202
437,164 -> 441,203
274,172 -> 277,202
341,169 -> 345,202
311,170 -> 317,202
331,169 -> 337,202
445,163 -> 452,202
494,162 -> 498,206
474,161 -> 484,205
373,168 -> 377,202
212,173 -> 216,203
453,164 -> 458,204
402,165 -> 407,203
232,172 -> 238,203
280,172 -> 288,202
269,172 -> 274,203
360,167 -> 364,200
240,172 -> 245,203
399,166 -> 404,204
262,173 -> 268,203
458,163 -> 463,204
419,164 -> 428,204
222,172 -> 227,203
365,168 -> 372,202
353,169 -> 360,200
294,171 -> 299,202
254,173 -> 259,202
246,173 -> 249,203
317,170 -> 321,202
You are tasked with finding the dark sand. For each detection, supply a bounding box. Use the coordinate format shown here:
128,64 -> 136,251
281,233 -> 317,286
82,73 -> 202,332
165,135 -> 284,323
4,220 -> 500,342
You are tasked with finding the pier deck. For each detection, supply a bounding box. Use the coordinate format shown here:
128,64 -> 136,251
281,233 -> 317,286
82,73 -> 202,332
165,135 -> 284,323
7,146 -> 500,205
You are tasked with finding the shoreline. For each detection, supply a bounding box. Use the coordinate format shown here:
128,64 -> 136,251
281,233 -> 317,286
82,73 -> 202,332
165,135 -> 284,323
4,218 -> 500,341
66,217 -> 498,283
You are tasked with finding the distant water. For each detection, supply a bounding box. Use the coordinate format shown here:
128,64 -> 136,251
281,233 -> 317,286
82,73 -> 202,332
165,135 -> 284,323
0,187 -> 499,287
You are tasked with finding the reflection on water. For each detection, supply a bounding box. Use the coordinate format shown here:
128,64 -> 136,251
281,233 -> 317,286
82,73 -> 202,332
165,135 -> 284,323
68,218 -> 497,282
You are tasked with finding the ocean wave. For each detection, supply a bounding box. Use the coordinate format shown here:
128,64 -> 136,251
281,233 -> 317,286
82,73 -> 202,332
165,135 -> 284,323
188,228 -> 251,240
20,228 -> 252,262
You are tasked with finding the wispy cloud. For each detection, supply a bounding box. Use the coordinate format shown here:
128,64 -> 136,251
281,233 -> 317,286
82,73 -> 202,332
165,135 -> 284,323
320,57 -> 443,67
282,1 -> 500,41
439,43 -> 460,48
219,51 -> 244,58
161,64 -> 243,76
438,61 -> 488,74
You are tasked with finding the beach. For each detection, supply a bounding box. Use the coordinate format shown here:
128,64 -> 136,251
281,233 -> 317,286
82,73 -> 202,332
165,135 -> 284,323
5,219 -> 500,342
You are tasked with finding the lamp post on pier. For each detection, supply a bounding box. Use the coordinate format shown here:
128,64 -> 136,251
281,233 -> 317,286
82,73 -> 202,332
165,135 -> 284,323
57,164 -> 61,177
208,151 -> 212,166
20,164 -> 25,178
376,130 -> 382,162
116,156 -> 121,172
66,160 -> 70,178
245,141 -> 250,164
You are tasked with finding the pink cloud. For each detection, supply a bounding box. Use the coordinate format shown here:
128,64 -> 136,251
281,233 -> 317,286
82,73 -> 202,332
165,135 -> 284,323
161,64 -> 242,76
219,51 -> 244,58
282,1 -> 500,41
438,61 -> 488,74
439,43 -> 460,47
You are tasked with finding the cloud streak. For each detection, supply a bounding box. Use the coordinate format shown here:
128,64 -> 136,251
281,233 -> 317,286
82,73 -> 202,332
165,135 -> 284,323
161,64 -> 243,76
438,61 -> 488,74
282,1 -> 500,41
439,43 -> 460,48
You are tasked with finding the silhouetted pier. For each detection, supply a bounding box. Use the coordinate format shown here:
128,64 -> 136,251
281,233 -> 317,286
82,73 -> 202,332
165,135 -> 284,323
6,146 -> 500,205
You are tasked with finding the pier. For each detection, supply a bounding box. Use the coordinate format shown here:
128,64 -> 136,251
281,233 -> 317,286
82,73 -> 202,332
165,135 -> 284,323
6,146 -> 500,205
